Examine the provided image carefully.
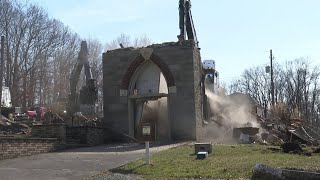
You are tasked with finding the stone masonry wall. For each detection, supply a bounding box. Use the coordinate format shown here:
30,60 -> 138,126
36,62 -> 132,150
66,126 -> 105,145
0,137 -> 64,160
31,124 -> 66,140
152,42 -> 197,140
193,47 -> 204,142
103,49 -> 138,134
86,128 -> 104,145
103,40 -> 202,141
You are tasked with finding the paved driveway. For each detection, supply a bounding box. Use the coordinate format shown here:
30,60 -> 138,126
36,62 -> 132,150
0,142 -> 185,180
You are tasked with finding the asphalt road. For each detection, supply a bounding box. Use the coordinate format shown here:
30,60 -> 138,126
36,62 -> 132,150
0,143 -> 185,180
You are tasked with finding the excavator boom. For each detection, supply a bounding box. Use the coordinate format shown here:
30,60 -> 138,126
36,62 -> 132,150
177,0 -> 199,48
68,41 -> 97,117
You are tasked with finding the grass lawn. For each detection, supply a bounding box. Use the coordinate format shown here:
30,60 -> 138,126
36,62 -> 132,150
111,144 -> 320,179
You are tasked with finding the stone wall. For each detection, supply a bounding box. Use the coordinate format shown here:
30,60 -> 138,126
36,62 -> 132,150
0,137 -> 64,160
0,125 -> 109,160
103,40 -> 203,141
31,124 -> 66,140
87,127 -> 105,145
193,47 -> 204,142
66,126 -> 105,145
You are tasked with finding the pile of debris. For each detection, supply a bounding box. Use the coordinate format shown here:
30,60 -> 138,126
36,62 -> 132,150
258,116 -> 320,146
0,115 -> 30,135
290,125 -> 320,145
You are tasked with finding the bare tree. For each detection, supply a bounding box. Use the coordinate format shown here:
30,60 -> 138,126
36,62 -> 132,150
105,33 -> 153,51
0,0 -> 80,110
0,0 -> 156,117
228,58 -> 320,125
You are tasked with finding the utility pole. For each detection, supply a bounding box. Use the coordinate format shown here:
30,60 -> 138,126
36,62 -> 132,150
270,49 -> 275,107
0,36 -> 4,116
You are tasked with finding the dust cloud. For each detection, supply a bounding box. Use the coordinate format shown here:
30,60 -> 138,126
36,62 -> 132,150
140,71 -> 263,143
140,73 -> 170,141
201,88 -> 263,144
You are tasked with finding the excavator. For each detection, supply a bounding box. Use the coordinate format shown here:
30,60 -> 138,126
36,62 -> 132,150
67,41 -> 98,126
177,0 -> 218,122
46,41 -> 98,125
177,0 -> 199,48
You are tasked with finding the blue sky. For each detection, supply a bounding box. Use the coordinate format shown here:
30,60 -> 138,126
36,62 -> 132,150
30,0 -> 320,83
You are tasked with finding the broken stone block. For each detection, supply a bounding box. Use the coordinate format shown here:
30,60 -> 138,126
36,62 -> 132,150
194,142 -> 212,154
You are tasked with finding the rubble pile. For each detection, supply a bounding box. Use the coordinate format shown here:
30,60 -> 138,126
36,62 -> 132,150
281,142 -> 303,153
0,115 -> 30,135
279,125 -> 320,146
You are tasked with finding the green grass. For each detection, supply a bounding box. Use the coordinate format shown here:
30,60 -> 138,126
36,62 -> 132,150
111,144 -> 320,179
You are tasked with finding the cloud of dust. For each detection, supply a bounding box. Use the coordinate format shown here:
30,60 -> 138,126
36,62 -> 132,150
201,88 -> 263,144
138,70 -> 263,143
140,73 -> 169,141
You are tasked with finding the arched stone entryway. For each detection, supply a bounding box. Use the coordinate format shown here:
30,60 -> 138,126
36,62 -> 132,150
103,41 -> 202,142
122,49 -> 174,142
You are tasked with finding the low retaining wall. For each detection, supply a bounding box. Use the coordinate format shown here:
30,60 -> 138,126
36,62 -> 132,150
0,124 -> 112,160
0,137 -> 65,160
31,124 -> 66,140
67,126 -> 105,145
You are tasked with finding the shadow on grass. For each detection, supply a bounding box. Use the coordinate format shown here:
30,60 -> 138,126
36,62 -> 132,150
110,163 -> 147,174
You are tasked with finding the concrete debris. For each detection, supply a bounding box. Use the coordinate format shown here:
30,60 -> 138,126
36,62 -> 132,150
252,163 -> 320,180
234,127 -> 260,136
258,121 -> 320,146
262,133 -> 284,145
252,164 -> 282,180
233,127 -> 259,143
0,115 -> 30,135
194,142 -> 213,154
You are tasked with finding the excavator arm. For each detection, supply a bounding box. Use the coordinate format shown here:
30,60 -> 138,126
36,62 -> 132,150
68,41 -> 97,116
177,0 -> 199,48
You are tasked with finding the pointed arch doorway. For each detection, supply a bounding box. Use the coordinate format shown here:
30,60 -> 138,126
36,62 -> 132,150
120,49 -> 176,142
127,60 -> 171,142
